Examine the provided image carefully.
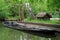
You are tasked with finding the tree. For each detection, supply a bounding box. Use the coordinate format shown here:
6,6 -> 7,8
0,0 -> 9,21
26,2 -> 35,20
9,4 -> 19,17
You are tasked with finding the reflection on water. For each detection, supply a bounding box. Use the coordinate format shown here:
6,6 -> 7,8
18,30 -> 56,38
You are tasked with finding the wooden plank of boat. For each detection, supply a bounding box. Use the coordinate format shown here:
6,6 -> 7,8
3,21 -> 58,33
18,22 -> 60,27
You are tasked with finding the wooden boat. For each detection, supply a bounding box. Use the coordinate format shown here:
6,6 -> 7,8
3,21 -> 60,34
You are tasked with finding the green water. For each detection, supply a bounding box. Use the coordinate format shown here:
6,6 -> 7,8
0,23 -> 60,40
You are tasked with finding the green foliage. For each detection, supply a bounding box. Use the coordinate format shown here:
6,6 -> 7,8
0,0 -> 60,20
27,0 -> 60,16
9,4 -> 19,17
0,0 -> 9,20
0,10 -> 8,19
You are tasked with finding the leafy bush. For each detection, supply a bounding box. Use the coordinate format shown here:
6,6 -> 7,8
0,10 -> 8,21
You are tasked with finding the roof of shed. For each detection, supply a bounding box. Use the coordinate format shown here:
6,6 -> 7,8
36,12 -> 52,17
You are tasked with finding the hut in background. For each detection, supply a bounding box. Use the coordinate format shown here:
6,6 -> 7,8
36,12 -> 52,20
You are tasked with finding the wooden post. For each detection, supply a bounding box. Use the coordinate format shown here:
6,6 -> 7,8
21,3 -> 25,21
18,3 -> 21,21
18,0 -> 25,21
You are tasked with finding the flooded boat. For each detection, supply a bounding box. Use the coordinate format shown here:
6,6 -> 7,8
3,21 -> 59,34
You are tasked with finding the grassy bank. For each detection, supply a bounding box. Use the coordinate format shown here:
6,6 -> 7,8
26,19 -> 60,25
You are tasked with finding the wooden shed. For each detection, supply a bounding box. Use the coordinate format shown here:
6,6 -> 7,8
36,12 -> 52,20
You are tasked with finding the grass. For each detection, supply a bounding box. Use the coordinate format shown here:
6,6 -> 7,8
0,22 -> 60,40
6,16 -> 60,25
26,19 -> 60,25
7,16 -> 20,20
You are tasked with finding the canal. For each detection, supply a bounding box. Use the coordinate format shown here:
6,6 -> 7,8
0,23 -> 60,40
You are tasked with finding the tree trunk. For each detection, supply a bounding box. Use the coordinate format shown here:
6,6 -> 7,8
26,2 -> 35,20
21,3 -> 25,21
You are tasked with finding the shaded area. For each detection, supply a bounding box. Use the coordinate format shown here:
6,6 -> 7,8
6,26 -> 56,38
18,30 -> 56,38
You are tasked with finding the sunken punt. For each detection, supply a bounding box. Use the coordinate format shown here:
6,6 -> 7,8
3,21 -> 60,34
